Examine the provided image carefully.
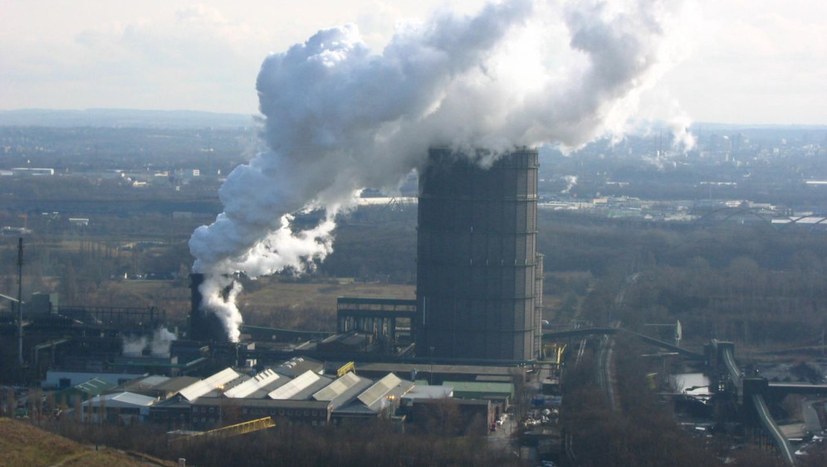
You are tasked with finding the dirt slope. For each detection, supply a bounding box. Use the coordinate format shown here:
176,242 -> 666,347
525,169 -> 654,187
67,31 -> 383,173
0,418 -> 172,467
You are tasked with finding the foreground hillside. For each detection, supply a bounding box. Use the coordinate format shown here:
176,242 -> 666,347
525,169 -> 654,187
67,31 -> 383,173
0,418 -> 172,467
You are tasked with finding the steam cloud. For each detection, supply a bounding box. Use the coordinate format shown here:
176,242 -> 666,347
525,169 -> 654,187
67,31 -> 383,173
122,327 -> 178,357
189,0 -> 693,341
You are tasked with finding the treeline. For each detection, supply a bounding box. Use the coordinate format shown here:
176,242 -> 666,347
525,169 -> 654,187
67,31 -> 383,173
3,205 -> 827,346
0,176 -> 224,205
561,337 -> 797,466
43,418 -> 519,467
0,125 -> 251,174
0,235 -> 193,318
536,212 -> 827,347
319,205 -> 417,283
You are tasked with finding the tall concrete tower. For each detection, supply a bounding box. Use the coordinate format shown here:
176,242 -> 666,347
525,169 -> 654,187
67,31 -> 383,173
415,147 -> 543,361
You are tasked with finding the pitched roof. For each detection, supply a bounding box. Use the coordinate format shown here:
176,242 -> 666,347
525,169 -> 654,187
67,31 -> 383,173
224,369 -> 282,399
135,375 -> 171,387
248,377 -> 291,399
290,375 -> 333,401
120,375 -> 171,393
152,376 -> 200,394
313,372 -> 362,401
82,391 -> 156,409
358,373 -> 402,409
267,370 -> 320,400
179,367 -> 240,401
74,378 -> 117,396
275,356 -> 324,378
403,385 -> 454,400
314,373 -> 374,410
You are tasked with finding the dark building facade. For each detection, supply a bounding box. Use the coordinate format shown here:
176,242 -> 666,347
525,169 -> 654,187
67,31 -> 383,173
415,147 -> 542,361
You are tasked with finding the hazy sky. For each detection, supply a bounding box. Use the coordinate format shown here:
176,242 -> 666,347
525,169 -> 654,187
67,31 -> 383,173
0,0 -> 824,125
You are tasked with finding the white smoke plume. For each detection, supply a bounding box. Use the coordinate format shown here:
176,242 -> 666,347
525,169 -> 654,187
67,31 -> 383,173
122,327 -> 178,357
122,335 -> 148,357
150,327 -> 178,357
189,0 -> 694,341
561,175 -> 578,194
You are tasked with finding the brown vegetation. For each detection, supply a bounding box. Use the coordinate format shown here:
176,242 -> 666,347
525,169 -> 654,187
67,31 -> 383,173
43,417 -> 517,467
0,417 -> 168,467
559,337 -> 796,466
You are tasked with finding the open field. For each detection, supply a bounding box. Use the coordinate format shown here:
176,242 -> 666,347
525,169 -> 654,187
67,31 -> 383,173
86,277 -> 416,331
240,278 -> 415,311
240,279 -> 416,330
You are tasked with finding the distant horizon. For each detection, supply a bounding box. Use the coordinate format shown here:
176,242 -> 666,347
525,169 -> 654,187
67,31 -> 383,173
1,108 -> 825,130
1,1 -> 824,127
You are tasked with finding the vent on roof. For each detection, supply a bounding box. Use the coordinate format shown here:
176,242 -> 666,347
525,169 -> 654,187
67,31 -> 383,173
224,369 -> 281,399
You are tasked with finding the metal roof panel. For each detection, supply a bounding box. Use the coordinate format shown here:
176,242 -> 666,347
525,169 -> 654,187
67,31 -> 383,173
313,372 -> 361,401
267,370 -> 320,400
179,367 -> 240,401
224,369 -> 281,399
357,373 -> 401,408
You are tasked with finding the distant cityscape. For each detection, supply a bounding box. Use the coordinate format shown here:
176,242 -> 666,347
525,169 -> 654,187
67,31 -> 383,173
2,114 -> 825,234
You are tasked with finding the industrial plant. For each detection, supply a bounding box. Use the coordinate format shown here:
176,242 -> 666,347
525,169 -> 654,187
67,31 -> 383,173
0,147 -> 553,455
2,0 -> 825,461
4,136 -> 827,465
3,128 -> 827,466
181,146 -> 545,362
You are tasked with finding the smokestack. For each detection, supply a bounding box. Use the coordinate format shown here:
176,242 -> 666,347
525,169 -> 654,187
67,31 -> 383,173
188,0 -> 693,341
189,273 -> 227,343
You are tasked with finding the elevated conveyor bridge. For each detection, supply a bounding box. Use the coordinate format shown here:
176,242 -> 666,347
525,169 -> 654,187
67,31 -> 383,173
711,340 -> 796,465
542,327 -> 704,360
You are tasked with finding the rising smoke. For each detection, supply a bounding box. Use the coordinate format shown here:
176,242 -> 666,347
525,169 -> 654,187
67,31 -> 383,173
189,0 -> 693,342
122,327 -> 178,357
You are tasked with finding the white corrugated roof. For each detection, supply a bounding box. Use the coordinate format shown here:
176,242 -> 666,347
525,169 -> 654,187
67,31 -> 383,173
358,373 -> 401,408
179,367 -> 240,401
313,372 -> 361,401
138,375 -> 171,387
82,392 -> 156,408
404,385 -> 454,400
267,370 -> 319,400
224,369 -> 281,399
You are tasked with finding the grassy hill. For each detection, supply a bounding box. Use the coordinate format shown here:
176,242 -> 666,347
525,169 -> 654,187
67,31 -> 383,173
0,418 -> 173,467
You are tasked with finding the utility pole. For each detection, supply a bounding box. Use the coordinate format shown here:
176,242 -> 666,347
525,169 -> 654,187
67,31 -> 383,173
17,237 -> 24,367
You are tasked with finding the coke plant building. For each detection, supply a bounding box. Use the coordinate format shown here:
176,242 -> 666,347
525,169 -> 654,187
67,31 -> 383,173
415,147 -> 543,362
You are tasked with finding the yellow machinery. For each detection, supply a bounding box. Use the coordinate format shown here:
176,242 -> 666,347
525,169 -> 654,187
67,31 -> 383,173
337,361 -> 356,377
543,343 -> 566,366
171,416 -> 275,443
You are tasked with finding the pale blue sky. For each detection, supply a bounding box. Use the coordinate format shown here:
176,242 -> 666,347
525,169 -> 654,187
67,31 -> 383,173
0,0 -> 824,124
